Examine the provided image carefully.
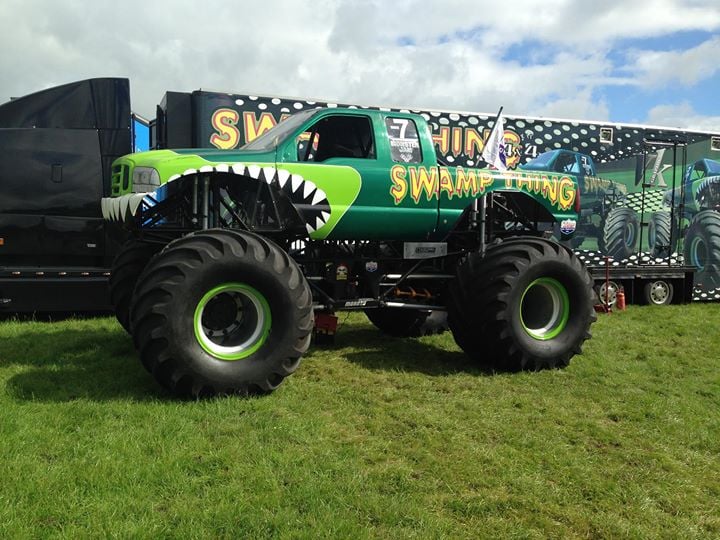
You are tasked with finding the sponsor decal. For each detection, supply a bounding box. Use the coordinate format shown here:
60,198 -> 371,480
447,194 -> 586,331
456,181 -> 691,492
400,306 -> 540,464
560,219 -> 577,235
365,261 -> 378,273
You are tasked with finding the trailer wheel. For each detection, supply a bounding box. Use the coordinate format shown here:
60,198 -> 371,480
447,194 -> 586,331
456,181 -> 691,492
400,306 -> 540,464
599,207 -> 639,260
683,210 -> 720,288
642,280 -> 674,305
109,240 -> 162,333
596,280 -> 620,308
365,308 -> 448,337
130,229 -> 313,398
447,237 -> 596,371
648,211 -> 673,258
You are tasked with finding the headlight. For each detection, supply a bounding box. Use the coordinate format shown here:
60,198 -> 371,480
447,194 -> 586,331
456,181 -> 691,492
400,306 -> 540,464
132,167 -> 160,193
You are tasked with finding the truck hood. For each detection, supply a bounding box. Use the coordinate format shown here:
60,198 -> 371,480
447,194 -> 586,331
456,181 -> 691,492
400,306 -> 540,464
118,148 -> 276,186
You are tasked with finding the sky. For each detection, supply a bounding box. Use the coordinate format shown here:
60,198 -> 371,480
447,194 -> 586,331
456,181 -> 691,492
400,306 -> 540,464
1,0 -> 719,130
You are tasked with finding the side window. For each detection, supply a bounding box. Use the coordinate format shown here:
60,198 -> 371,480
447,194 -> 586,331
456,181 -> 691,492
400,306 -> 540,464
296,115 -> 375,162
296,131 -> 319,161
385,117 -> 422,163
553,152 -> 576,173
580,155 -> 593,175
693,162 -> 707,181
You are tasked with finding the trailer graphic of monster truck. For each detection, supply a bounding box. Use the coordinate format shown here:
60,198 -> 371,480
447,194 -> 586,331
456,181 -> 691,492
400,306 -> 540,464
649,158 -> 720,288
102,107 -> 596,398
521,149 -> 640,260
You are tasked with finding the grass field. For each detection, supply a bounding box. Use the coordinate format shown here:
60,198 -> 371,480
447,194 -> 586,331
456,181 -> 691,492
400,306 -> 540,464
0,304 -> 719,538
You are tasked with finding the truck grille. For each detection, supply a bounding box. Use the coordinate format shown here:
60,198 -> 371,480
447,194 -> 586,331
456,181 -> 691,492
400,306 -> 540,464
111,163 -> 131,195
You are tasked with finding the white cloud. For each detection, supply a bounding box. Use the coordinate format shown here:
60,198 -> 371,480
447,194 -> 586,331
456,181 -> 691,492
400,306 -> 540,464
0,0 -> 718,127
646,102 -> 720,131
625,36 -> 720,87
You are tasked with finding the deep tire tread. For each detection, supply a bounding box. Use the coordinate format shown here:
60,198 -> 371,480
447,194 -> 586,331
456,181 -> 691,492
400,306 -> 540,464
130,229 -> 313,398
109,240 -> 163,333
447,237 -> 596,371
599,207 -> 639,260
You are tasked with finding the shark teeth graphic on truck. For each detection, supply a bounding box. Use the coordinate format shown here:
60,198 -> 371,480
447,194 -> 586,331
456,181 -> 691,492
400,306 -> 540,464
100,163 -> 332,235
101,192 -> 153,223
229,164 -> 331,233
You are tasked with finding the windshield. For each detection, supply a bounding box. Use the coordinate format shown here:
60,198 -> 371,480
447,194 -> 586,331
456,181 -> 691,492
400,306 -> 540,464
706,159 -> 720,176
241,109 -> 318,152
523,151 -> 556,168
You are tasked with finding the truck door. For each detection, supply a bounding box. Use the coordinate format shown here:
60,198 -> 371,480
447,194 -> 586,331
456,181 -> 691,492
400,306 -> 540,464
278,112 -> 437,240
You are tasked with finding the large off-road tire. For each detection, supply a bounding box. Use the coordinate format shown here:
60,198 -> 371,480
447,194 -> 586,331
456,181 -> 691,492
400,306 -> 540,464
683,209 -> 720,288
447,237 -> 596,371
599,207 -> 639,260
109,240 -> 162,333
365,308 -> 448,337
129,229 -> 314,398
648,211 -> 673,258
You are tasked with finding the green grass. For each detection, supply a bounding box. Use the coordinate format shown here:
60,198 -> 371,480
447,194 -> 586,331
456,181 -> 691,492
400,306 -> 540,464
0,305 -> 719,538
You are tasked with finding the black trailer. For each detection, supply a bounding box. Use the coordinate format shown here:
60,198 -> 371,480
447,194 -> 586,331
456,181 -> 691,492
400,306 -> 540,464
0,78 -> 133,314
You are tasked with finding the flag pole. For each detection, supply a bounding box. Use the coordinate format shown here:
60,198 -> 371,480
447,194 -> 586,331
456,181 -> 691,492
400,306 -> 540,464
479,106 -> 504,256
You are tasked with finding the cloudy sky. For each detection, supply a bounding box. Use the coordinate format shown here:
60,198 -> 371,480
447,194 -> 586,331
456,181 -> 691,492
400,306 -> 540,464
1,0 -> 719,130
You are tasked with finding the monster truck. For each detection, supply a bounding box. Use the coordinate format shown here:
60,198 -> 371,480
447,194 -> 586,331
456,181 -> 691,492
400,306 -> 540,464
521,150 -> 639,260
101,108 -> 596,397
649,158 -> 720,287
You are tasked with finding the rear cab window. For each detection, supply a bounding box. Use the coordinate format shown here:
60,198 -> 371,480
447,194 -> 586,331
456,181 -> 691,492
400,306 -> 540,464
385,117 -> 422,163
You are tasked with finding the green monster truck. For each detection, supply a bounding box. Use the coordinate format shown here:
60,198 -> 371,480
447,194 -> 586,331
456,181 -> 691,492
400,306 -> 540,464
649,158 -> 720,287
102,108 -> 596,397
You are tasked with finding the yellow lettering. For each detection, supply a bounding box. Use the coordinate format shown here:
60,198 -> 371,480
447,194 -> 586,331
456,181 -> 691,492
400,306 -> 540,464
432,127 -> 450,155
479,172 -> 494,193
452,127 -> 463,157
516,173 -> 533,192
464,128 -> 484,159
209,108 -> 240,150
541,175 -> 559,206
410,167 -> 439,203
558,176 -> 576,210
243,111 -> 278,143
390,165 -> 408,204
455,167 -> 478,197
439,167 -> 454,198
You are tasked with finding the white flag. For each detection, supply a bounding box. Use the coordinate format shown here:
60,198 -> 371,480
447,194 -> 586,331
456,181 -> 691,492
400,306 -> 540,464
482,110 -> 507,171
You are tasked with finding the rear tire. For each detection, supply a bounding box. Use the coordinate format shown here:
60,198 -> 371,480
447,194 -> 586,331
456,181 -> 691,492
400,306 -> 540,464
365,308 -> 448,337
648,211 -> 673,258
130,229 -> 313,398
109,240 -> 162,333
447,237 -> 596,371
599,207 -> 639,260
683,210 -> 720,288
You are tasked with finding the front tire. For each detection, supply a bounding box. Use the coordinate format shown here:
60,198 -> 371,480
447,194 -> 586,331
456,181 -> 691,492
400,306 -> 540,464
599,207 -> 639,260
447,237 -> 596,371
130,229 -> 314,398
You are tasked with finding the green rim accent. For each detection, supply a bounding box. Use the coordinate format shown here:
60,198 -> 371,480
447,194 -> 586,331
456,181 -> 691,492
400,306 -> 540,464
520,277 -> 570,341
193,283 -> 271,361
